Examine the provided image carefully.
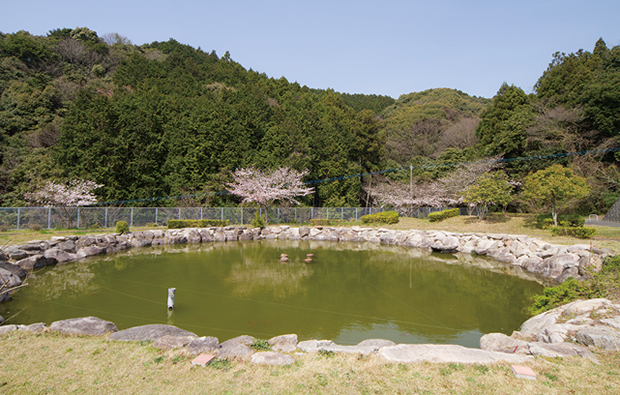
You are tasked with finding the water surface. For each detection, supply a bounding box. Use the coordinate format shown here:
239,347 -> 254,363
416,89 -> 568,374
2,241 -> 543,348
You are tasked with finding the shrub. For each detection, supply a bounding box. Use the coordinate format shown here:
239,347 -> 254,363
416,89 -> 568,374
249,339 -> 272,351
166,219 -> 230,229
428,208 -> 459,222
528,255 -> 620,315
29,223 -> 42,231
115,220 -> 129,234
550,226 -> 597,239
0,224 -> 8,232
360,211 -> 399,225
251,211 -> 265,228
536,214 -> 584,229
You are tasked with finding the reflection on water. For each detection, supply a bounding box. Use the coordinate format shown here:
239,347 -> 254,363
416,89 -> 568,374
1,241 -> 543,347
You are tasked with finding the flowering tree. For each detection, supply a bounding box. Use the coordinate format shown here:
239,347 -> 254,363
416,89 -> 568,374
24,179 -> 103,228
365,157 -> 504,215
226,167 -> 314,223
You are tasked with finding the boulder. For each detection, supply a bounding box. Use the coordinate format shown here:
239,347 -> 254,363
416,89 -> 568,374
250,351 -> 294,366
299,226 -> 310,238
188,336 -> 219,355
378,344 -> 531,364
218,336 -> 255,360
109,324 -> 197,342
430,236 -> 459,253
357,339 -> 397,348
44,248 -> 77,265
9,250 -> 29,261
56,240 -> 77,253
0,267 -> 22,289
19,322 -> 46,333
0,325 -> 19,335
268,334 -> 298,352
479,333 -> 529,355
50,316 -> 118,336
527,342 -> 597,361
16,255 -> 56,270
297,340 -> 335,352
76,246 -> 106,258
0,251 -> 8,261
575,326 -> 620,351
153,335 -> 197,350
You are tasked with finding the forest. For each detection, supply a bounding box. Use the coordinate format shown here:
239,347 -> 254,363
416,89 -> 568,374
0,28 -> 619,216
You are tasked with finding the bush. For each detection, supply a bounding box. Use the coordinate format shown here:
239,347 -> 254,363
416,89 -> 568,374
528,255 -> 620,315
251,211 -> 265,228
29,223 -> 42,231
115,220 -> 129,234
550,226 -> 597,239
360,211 -> 399,225
535,214 -> 584,229
428,208 -> 459,222
167,219 -> 229,229
0,224 -> 8,232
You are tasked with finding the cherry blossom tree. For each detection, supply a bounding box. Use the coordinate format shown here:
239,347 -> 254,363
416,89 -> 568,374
24,179 -> 103,228
365,157 -> 504,216
226,167 -> 314,223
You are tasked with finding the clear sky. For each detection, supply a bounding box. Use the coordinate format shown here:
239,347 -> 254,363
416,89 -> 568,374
2,0 -> 619,99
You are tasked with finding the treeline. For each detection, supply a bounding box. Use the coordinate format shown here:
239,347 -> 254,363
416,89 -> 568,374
1,28 -> 619,214
0,28 -> 386,207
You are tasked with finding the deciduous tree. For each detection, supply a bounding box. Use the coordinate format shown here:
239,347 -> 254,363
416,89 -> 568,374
463,172 -> 513,220
522,164 -> 591,226
225,167 -> 314,223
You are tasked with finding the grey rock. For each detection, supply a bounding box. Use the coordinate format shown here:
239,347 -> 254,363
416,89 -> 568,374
44,248 -> 77,264
601,317 -> 620,330
109,324 -> 197,341
76,245 -> 106,258
16,255 -> 56,270
251,351 -> 294,366
0,315 -> 3,325
57,240 -> 77,253
378,344 -> 531,364
479,333 -> 529,355
0,252 -> 8,261
19,322 -> 46,333
153,335 -> 197,350
50,316 -> 118,336
297,340 -> 335,352
199,229 -> 215,242
220,335 -> 255,348
319,344 -> 379,355
188,336 -> 219,355
218,342 -> 255,360
0,267 -> 22,288
268,334 -> 298,353
575,326 -> 620,351
357,339 -> 397,348
0,325 -> 19,335
528,342 -> 597,361
9,250 -> 29,261
299,226 -> 310,238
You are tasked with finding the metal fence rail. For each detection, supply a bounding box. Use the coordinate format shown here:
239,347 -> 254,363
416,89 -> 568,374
0,206 -> 466,230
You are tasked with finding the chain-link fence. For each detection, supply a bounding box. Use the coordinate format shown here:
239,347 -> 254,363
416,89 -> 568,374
0,206 -> 469,230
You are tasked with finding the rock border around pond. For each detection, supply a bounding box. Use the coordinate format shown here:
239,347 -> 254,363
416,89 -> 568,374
2,298 -> 618,364
0,225 -> 614,295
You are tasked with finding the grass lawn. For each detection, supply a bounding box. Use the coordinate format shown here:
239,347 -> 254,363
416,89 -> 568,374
1,330 -> 619,394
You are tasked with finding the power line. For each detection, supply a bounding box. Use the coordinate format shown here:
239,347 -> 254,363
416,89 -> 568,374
95,147 -> 620,206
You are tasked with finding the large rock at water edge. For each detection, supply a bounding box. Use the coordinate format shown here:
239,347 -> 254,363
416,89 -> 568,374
50,316 -> 118,336
109,324 -> 198,342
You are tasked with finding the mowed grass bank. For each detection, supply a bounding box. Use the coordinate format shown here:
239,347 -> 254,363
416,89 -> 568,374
1,330 -> 620,394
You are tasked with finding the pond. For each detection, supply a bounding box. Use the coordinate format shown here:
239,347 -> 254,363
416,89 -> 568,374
2,241 -> 543,348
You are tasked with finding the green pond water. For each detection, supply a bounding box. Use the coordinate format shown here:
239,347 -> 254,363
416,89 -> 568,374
2,241 -> 544,348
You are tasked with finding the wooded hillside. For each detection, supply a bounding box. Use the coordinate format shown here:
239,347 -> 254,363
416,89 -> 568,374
0,28 -> 618,214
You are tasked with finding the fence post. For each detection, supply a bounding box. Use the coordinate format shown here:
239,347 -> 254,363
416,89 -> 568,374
77,207 -> 80,229
295,207 -> 297,223
17,207 -> 21,230
277,208 -> 280,224
327,207 -> 329,220
355,207 -> 358,222
155,207 -> 158,226
221,207 -> 223,221
311,207 -> 314,220
341,207 -> 344,220
241,208 -> 243,225
130,207 -> 134,227
178,208 -> 181,220
105,207 -> 108,228
200,207 -> 203,220
48,207 -> 51,229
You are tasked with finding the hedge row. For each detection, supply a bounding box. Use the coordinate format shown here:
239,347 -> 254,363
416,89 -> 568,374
428,208 -> 459,222
167,219 -> 230,229
310,219 -> 349,226
550,226 -> 597,239
360,211 -> 399,225
536,214 -> 585,229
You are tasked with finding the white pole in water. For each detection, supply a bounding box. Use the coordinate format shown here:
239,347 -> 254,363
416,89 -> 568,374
167,288 -> 176,311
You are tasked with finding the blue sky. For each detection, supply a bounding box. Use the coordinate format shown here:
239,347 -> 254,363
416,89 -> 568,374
2,0 -> 619,99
